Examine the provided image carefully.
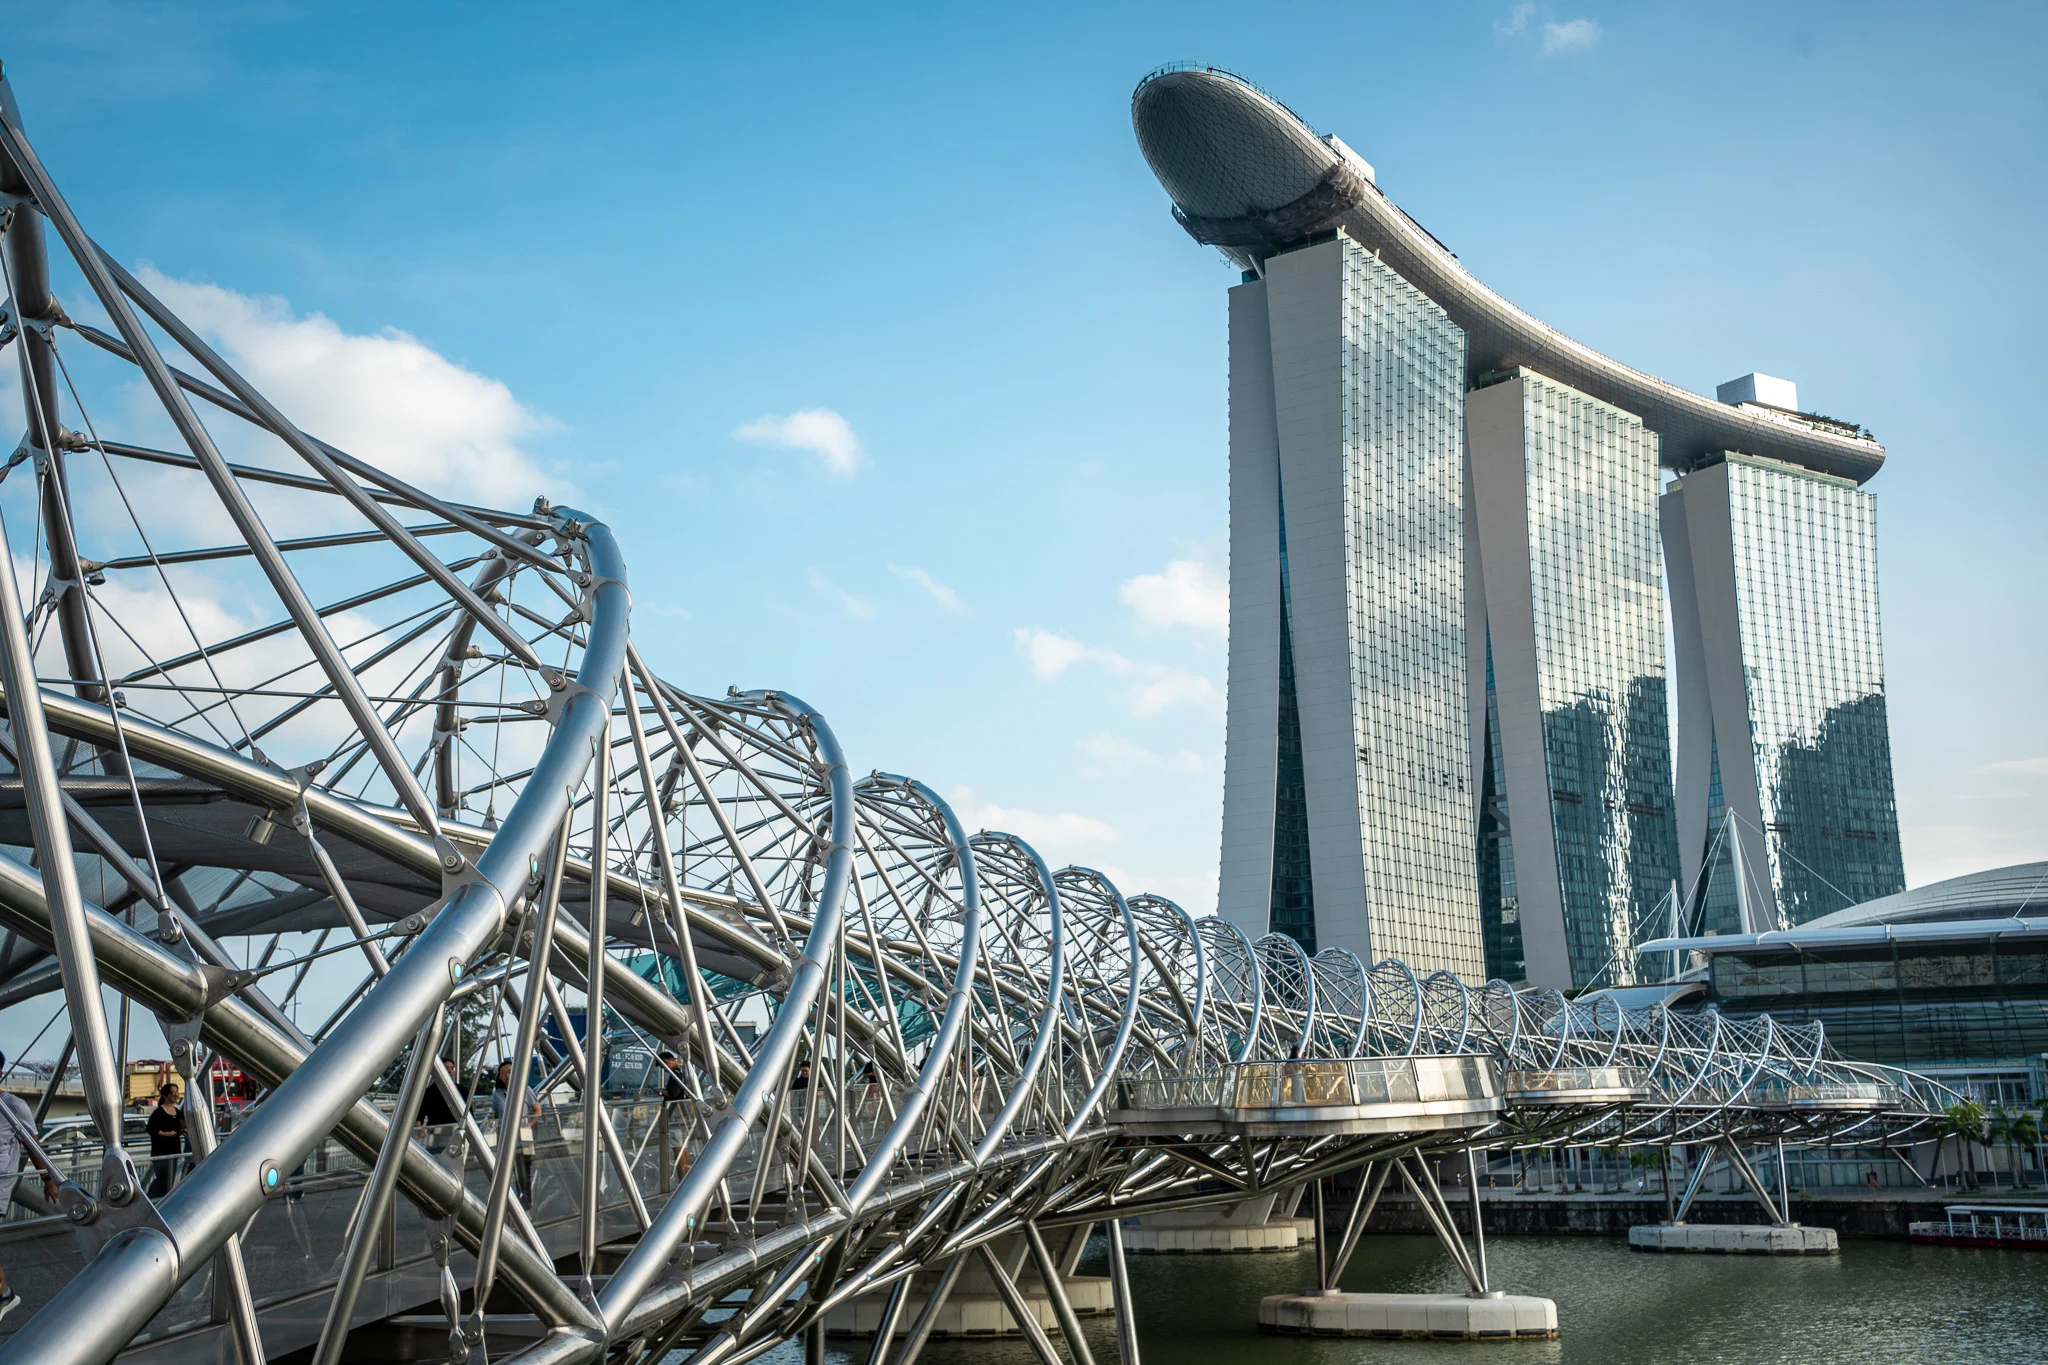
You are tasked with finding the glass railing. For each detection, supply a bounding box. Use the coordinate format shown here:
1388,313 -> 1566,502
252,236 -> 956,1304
1502,1065 -> 1651,1097
1748,1080 -> 1896,1109
1114,1056 -> 1497,1112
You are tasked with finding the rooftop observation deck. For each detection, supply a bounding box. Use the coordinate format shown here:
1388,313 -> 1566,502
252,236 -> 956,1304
1131,64 -> 1888,485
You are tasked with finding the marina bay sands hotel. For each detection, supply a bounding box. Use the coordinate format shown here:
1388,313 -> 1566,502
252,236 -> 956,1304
1132,66 -> 1905,991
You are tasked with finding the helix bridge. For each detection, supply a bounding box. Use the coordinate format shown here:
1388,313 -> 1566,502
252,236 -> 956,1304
0,68 -> 1953,1365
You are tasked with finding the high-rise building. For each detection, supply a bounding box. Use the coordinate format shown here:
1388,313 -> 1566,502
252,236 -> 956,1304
1663,451 -> 1905,934
1215,233 -> 1483,976
1131,65 -> 1894,984
1467,369 -> 1680,989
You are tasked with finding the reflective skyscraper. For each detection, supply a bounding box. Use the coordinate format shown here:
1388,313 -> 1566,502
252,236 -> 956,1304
1215,232 -> 1483,976
1468,370 -> 1680,989
1131,64 -> 1895,984
1664,452 -> 1905,934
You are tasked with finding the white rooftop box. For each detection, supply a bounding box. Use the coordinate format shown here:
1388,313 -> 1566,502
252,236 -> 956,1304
1717,372 -> 1799,412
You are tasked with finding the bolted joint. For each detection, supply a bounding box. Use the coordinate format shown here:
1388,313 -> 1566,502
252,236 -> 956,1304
434,836 -> 467,874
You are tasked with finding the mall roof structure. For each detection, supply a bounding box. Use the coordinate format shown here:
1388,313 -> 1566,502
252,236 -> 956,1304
1640,861 -> 2048,955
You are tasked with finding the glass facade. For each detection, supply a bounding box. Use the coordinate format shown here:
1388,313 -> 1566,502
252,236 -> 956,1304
1696,454 -> 1904,928
1477,646 -> 1524,980
1336,236 -> 1481,973
1269,495 -> 1315,952
1476,370 -> 1676,987
1709,940 -> 2048,1070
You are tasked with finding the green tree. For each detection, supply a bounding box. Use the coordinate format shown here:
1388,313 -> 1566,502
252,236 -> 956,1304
376,989 -> 504,1097
1931,1100 -> 1986,1189
1988,1108 -> 2017,1189
1999,1108 -> 2041,1189
1627,1145 -> 1660,1195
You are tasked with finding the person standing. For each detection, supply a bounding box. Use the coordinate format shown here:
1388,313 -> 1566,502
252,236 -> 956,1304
490,1060 -> 539,1127
1278,1045 -> 1306,1105
145,1083 -> 186,1199
658,1051 -> 688,1106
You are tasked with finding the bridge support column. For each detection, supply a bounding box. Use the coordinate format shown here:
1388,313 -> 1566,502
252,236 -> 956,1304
1108,1216 -> 1141,1365
1630,1139 -> 1839,1255
1260,1153 -> 1558,1340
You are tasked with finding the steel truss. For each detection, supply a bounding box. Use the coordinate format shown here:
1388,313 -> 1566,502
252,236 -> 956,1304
0,72 -> 1955,1365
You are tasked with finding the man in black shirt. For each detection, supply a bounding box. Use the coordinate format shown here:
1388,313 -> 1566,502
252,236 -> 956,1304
145,1083 -> 185,1199
658,1050 -> 689,1105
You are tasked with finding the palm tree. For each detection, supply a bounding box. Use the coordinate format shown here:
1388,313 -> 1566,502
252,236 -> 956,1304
1931,1101 -> 1986,1188
1988,1108 -> 2019,1189
2009,1110 -> 2042,1189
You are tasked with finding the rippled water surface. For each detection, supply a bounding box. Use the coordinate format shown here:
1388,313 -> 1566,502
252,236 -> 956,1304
755,1233 -> 2048,1365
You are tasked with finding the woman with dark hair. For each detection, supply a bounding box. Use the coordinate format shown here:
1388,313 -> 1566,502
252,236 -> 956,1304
145,1083 -> 186,1199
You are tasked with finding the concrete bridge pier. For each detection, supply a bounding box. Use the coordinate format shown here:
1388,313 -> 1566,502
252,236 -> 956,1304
823,1224 -> 1113,1340
1628,1139 -> 1839,1256
1260,1152 -> 1559,1341
1124,1189 -> 1316,1252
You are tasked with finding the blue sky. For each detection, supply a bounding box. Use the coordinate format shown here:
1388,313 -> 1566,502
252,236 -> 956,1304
3,0 -> 2043,926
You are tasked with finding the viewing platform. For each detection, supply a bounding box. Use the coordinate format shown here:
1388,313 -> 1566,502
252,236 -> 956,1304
1110,1057 -> 1502,1137
1110,1058 -> 1657,1138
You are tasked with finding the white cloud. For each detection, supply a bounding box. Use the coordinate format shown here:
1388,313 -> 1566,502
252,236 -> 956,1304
1540,17 -> 1602,54
1985,756 -> 2048,777
808,568 -> 875,620
1128,672 -> 1224,717
1495,1 -> 1535,37
734,408 -> 862,477
138,268 -> 559,507
889,564 -> 968,616
1092,864 -> 1220,912
1076,733 -> 1206,781
1012,627 -> 1222,718
1119,558 -> 1226,636
1016,627 -> 1107,680
948,785 -> 1118,852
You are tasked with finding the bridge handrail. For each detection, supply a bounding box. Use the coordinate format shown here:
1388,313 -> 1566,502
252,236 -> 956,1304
1113,1055 -> 1499,1112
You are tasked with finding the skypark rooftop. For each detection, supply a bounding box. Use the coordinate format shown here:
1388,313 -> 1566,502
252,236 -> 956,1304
1131,65 -> 1887,484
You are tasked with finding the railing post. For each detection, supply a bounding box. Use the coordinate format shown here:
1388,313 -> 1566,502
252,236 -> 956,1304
660,1105 -> 675,1194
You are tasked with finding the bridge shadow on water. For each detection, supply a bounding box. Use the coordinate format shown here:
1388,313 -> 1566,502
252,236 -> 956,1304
707,1233 -> 2048,1365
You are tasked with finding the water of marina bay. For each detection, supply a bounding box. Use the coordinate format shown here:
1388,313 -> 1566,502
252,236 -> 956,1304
735,1233 -> 2048,1365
